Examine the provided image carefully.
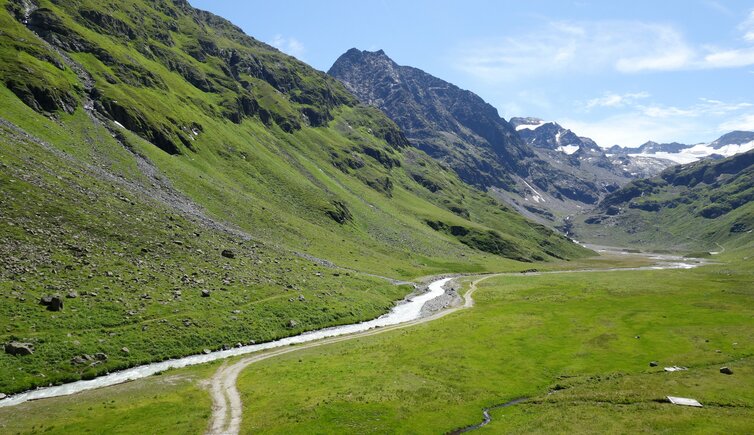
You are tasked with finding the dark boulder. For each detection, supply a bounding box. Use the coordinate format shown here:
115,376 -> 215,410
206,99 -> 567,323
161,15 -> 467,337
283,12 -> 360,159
221,249 -> 236,259
40,295 -> 64,311
720,366 -> 734,375
4,342 -> 34,356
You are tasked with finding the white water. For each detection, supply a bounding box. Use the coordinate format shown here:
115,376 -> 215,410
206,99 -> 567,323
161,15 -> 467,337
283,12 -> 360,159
0,278 -> 452,407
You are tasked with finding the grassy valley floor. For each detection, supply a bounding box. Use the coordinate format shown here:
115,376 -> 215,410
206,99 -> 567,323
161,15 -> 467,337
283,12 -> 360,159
0,250 -> 752,434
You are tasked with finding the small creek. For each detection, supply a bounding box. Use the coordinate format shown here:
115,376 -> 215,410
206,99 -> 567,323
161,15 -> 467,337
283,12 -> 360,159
0,278 -> 452,407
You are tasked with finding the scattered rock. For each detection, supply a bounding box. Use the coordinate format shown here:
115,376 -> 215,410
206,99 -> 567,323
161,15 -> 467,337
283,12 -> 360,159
203,349 -> 211,354
121,347 -> 130,354
235,343 -> 243,348
95,352 -> 108,361
635,335 -> 641,339
183,319 -> 192,327
298,294 -> 306,301
649,361 -> 659,367
66,291 -> 78,299
39,295 -> 64,311
0,393 -> 6,400
201,289 -> 211,297
4,342 -> 34,356
287,319 -> 298,328
221,344 -> 230,351
720,366 -> 734,375
221,249 -> 235,259
71,355 -> 94,365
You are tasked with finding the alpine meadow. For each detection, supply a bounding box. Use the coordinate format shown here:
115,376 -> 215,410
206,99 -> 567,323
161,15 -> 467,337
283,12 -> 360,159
0,1 -> 752,434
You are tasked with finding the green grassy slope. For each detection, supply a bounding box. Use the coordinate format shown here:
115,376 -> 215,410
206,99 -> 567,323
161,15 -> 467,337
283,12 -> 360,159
4,252 -> 749,433
575,150 -> 754,252
229,255 -> 753,433
0,0 -> 589,394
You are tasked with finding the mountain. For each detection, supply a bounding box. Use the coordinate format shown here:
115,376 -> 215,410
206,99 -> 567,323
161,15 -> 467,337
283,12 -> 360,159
328,48 -> 529,190
608,131 -> 754,165
329,49 -> 621,225
0,0 -> 589,394
575,149 -> 754,251
511,117 -> 601,155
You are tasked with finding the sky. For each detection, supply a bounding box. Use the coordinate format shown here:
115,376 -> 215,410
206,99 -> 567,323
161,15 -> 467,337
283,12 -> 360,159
190,0 -> 754,147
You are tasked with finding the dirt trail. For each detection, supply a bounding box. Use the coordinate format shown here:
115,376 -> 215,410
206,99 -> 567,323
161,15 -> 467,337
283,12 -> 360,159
205,258 -> 706,435
205,273 -> 506,434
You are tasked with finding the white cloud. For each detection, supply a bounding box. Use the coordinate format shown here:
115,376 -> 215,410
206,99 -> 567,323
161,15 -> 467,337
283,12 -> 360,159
701,0 -> 734,16
586,92 -> 650,109
740,10 -> 754,42
564,97 -> 753,147
703,47 -> 754,67
453,14 -> 754,81
270,34 -> 306,59
561,113 -> 705,147
640,99 -> 751,118
718,113 -> 754,131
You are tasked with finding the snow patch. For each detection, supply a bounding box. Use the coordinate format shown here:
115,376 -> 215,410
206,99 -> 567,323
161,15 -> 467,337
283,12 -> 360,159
557,145 -> 579,155
522,179 -> 545,203
633,140 -> 754,164
515,121 -> 547,131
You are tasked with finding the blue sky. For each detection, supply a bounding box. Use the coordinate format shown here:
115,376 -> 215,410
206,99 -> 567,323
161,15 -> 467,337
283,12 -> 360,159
190,0 -> 754,147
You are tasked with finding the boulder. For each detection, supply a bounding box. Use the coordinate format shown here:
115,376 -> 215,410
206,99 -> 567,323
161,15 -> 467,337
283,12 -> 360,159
221,249 -> 236,259
201,289 -> 211,297
720,366 -> 733,375
40,295 -> 64,311
0,393 -> 6,400
66,291 -> 78,299
71,355 -> 90,365
4,342 -> 34,356
121,347 -> 130,354
287,319 -> 298,328
203,349 -> 211,354
48,295 -> 64,311
95,352 -> 108,361
649,361 -> 659,367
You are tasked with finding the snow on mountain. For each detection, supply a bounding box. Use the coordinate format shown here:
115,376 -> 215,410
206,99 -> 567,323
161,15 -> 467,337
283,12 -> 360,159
557,145 -> 580,155
626,138 -> 754,164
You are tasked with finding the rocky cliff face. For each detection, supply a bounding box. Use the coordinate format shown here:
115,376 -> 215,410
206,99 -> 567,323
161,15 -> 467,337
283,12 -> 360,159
329,49 -> 623,225
329,48 -> 529,190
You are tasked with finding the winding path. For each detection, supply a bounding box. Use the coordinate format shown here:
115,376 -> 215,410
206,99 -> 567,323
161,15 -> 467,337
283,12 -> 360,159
206,256 -> 706,435
206,272 -> 521,434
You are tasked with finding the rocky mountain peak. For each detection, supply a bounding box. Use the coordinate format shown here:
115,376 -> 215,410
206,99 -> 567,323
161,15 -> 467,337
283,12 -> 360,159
711,130 -> 754,149
329,48 -> 530,189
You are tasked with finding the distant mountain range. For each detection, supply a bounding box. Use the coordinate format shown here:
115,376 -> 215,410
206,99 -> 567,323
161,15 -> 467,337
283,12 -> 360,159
607,131 -> 754,164
577,149 -> 754,250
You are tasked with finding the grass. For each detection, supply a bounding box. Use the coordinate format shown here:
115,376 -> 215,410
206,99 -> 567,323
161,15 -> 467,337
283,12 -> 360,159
0,0 -> 589,394
0,363 -> 215,434
0,252 -> 751,433
227,254 -> 754,433
577,150 -> 754,252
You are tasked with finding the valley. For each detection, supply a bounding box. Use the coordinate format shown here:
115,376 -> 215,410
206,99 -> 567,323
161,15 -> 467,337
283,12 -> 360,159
0,0 -> 753,433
